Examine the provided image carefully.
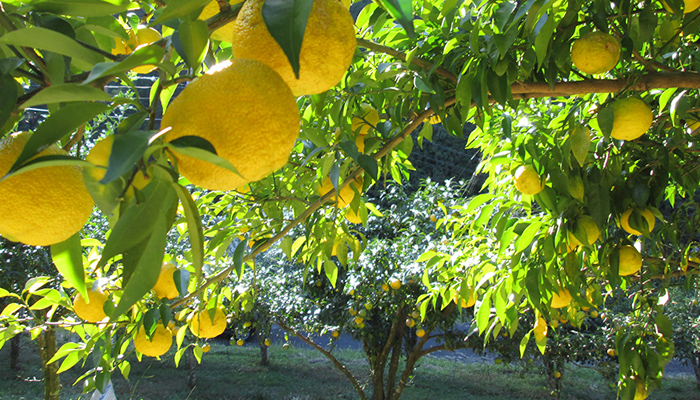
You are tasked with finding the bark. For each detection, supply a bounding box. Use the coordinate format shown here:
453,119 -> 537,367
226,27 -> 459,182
10,334 -> 21,370
187,347 -> 197,389
690,356 -> 700,390
36,328 -> 61,400
258,336 -> 268,366
543,356 -> 563,399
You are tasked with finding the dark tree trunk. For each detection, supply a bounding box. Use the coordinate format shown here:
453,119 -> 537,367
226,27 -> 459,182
690,356 -> 700,390
36,328 -> 61,400
543,356 -> 563,399
10,334 -> 21,371
187,347 -> 197,388
258,333 -> 268,366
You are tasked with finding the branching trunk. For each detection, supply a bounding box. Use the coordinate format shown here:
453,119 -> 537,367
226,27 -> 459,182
36,328 -> 61,400
10,334 -> 21,371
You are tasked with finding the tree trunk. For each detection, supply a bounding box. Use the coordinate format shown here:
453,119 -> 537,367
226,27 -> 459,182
690,356 -> 700,390
36,328 -> 61,400
187,347 -> 197,388
543,356 -> 562,399
259,334 -> 268,366
10,334 -> 21,371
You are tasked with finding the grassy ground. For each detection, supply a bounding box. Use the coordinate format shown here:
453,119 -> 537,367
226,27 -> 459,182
0,338 -> 698,400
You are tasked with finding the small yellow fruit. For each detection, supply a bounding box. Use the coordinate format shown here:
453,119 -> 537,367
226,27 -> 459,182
381,283 -> 390,292
551,287 -> 572,309
429,214 -> 437,222
358,322 -> 365,329
0,132 -> 94,246
405,318 -> 415,328
663,0 -> 700,13
189,307 -> 227,338
607,348 -> 616,357
617,245 -> 643,276
318,176 -> 364,208
236,339 -> 245,346
554,371 -> 562,378
364,302 -> 373,311
163,59 -> 300,191
411,310 -> 420,319
134,324 -> 173,357
354,316 -> 364,324
590,310 -> 599,318
264,338 -> 271,346
351,104 -> 380,136
534,316 -> 548,341
345,207 -> 363,224
514,165 -> 545,195
198,0 -> 244,42
331,330 -> 340,338
389,279 -> 401,290
620,208 -> 656,236
609,98 -> 653,141
416,328 -> 426,337
152,262 -> 180,299
111,27 -> 162,74
231,0 -> 356,96
348,307 -> 357,316
73,288 -> 109,323
634,378 -> 648,400
568,215 -> 600,249
571,32 -> 621,74
202,343 -> 211,352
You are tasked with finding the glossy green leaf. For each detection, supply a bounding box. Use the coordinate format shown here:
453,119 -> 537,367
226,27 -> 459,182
172,183 -> 204,273
152,0 -> 210,25
262,0 -> 314,79
377,0 -> 415,39
167,139 -> 240,177
569,126 -> 590,167
0,74 -> 18,129
101,130 -> 154,184
0,27 -> 103,66
28,0 -> 134,17
50,233 -> 87,298
83,45 -> 165,84
20,84 -> 111,109
172,19 -> 209,70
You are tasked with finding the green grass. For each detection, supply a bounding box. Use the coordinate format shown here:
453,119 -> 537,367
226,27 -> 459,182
1,338 -> 698,400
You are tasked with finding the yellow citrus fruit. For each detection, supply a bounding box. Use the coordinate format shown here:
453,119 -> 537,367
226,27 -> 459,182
351,104 -> 380,136
202,343 -> 211,352
152,262 -> 180,299
199,0 -> 243,42
663,0 -> 700,13
455,291 -> 477,308
0,132 -> 94,246
86,136 -> 150,198
428,115 -> 441,125
163,59 -> 300,191
111,27 -> 162,74
618,245 -> 643,276
134,324 -> 173,357
568,215 -> 600,249
607,348 -> 616,357
354,316 -> 364,324
405,318 -> 415,328
345,207 -> 363,224
514,165 -> 545,195
416,328 -> 426,337
236,338 -> 245,346
231,0 -> 356,96
264,338 -> 271,346
634,378 -> 648,400
73,288 -> 109,323
570,32 -> 621,74
318,175 -> 363,208
189,307 -> 227,338
554,371 -> 562,378
381,283 -> 390,292
551,287 -> 572,309
243,321 -> 252,328
331,330 -> 340,338
390,279 -> 401,290
620,208 -> 656,236
341,0 -> 351,7
609,98 -> 653,141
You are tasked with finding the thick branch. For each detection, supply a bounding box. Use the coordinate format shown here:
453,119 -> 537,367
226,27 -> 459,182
276,320 -> 368,400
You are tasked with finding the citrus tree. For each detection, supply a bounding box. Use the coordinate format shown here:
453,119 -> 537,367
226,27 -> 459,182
0,0 -> 699,399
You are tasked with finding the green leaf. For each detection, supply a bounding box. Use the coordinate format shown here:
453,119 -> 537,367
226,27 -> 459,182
101,130 -> 154,184
110,211 -> 168,320
262,0 -> 314,79
0,27 -> 103,66
172,19 -> 209,70
28,0 -> 134,17
172,184 -> 204,274
377,0 -> 415,39
597,105 -> 614,138
232,239 -> 247,279
50,233 -> 87,298
515,221 -> 541,253
152,0 -> 211,25
569,126 -> 590,167
358,155 -> 379,181
20,84 -> 111,109
10,102 -> 109,172
0,74 -> 18,129
4,155 -> 89,180
167,139 -> 241,177
83,45 -> 165,84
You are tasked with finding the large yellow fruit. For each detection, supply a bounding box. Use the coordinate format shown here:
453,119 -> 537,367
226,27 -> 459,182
345,207 -> 363,224
319,175 -> 363,208
351,104 -> 380,136
534,316 -> 548,341
568,215 -> 600,249
152,262 -> 180,299
663,0 -> 700,13
86,135 -> 150,198
134,324 -> 173,357
634,377 -> 648,400
620,208 -> 656,236
111,26 -> 162,74
551,287 -> 572,309
231,0 -> 356,96
609,98 -> 653,141
570,32 -> 621,74
618,245 -> 643,276
163,59 -> 300,191
73,288 -> 109,323
0,132 -> 94,246
198,0 -> 244,42
514,165 -> 545,195
189,307 -> 227,338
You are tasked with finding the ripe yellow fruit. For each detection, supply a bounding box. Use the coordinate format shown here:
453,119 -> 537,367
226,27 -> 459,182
202,343 -> 211,352
354,316 -> 364,324
318,176 -> 363,208
134,324 -> 173,357
514,165 -> 545,195
381,283 -> 390,292
551,287 -> 572,309
554,371 -> 562,378
570,32 -> 621,74
73,288 -> 109,323
618,245 -> 643,276
663,0 -> 700,13
163,59 -> 300,191
390,279 -> 401,290
0,132 -> 94,246
620,208 -> 656,236
568,215 -> 600,249
243,321 -> 252,328
264,338 -> 271,346
236,339 -> 245,346
607,348 -> 616,357
231,0 -> 356,96
199,0 -> 243,42
345,207 -> 363,224
152,262 -> 180,299
609,98 -> 653,141
590,310 -> 599,318
331,330 -> 340,338
111,27 -> 162,74
189,307 -> 227,338
416,328 -> 426,337
86,135 -> 151,199
455,291 -> 477,308
351,104 -> 380,136
634,378 -> 648,400
405,318 -> 415,328
411,310 -> 420,319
